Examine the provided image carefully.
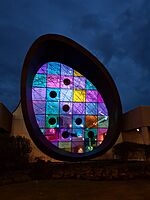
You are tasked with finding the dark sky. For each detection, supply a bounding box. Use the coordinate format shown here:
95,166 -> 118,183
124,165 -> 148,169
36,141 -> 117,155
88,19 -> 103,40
0,0 -> 149,112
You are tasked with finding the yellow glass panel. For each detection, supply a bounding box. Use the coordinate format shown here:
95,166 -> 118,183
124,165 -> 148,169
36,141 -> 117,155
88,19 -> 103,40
73,90 -> 86,102
74,70 -> 83,76
59,142 -> 71,148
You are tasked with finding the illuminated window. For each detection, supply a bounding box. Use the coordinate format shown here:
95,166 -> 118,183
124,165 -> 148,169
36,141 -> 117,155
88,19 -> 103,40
32,62 -> 109,153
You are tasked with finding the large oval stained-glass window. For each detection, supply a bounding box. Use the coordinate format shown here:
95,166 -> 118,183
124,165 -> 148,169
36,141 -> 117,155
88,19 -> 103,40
21,34 -> 122,161
32,62 -> 109,153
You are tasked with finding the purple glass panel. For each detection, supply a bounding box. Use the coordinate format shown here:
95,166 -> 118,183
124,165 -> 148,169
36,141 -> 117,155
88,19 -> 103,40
33,101 -> 46,114
74,77 -> 86,89
59,128 -> 72,141
60,76 -> 73,89
59,115 -> 72,128
50,141 -> 58,146
37,63 -> 47,74
98,103 -> 108,116
73,103 -> 85,114
61,64 -> 73,76
47,74 -> 60,88
36,115 -> 45,128
98,93 -> 104,103
98,128 -> 108,135
86,90 -> 98,102
32,88 -> 46,100
60,102 -> 72,114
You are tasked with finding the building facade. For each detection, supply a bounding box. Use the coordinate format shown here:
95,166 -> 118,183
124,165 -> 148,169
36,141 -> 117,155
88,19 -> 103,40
0,102 -> 149,161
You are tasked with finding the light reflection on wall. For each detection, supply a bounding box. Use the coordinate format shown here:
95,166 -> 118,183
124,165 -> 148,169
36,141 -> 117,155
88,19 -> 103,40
32,62 -> 109,153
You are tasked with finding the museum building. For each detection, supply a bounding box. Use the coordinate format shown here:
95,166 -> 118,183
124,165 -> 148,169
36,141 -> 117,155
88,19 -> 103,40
0,34 -> 150,161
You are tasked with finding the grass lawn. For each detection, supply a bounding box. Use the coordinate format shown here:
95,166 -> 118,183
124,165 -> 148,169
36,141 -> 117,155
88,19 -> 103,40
0,179 -> 149,200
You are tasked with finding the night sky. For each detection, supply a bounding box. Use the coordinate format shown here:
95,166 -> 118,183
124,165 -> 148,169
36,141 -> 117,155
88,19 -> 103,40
0,0 -> 149,112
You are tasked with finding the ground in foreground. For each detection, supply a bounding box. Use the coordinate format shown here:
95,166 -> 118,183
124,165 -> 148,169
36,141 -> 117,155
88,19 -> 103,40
0,179 -> 149,200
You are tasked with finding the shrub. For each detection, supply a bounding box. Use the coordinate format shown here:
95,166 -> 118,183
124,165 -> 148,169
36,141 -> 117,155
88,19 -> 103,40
113,142 -> 149,161
0,133 -> 32,169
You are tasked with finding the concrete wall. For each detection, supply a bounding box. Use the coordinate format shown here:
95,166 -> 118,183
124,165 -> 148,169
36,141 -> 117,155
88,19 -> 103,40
121,128 -> 150,145
11,103 -> 60,162
122,106 -> 150,145
122,106 -> 150,130
122,130 -> 144,144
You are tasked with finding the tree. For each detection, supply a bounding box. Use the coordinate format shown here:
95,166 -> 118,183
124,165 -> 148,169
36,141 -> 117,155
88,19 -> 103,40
0,132 -> 32,169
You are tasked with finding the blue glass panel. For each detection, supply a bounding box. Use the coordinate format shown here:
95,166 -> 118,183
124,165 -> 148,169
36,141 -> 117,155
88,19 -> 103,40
46,88 -> 60,101
46,102 -> 59,114
48,62 -> 60,74
72,115 -> 85,128
86,79 -> 97,90
60,89 -> 73,101
36,115 -> 45,128
33,74 -> 46,87
86,103 -> 98,115
72,129 -> 84,140
61,64 -> 73,76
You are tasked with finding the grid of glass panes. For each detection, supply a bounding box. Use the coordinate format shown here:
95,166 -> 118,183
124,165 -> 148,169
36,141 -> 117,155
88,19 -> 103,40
32,62 -> 108,153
